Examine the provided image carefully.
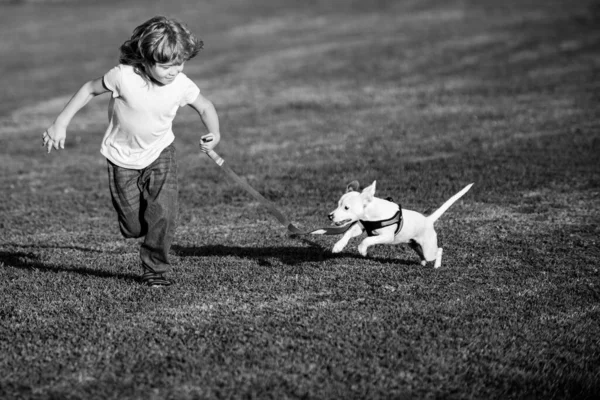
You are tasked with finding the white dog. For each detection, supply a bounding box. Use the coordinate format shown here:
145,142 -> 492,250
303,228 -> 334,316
319,181 -> 473,268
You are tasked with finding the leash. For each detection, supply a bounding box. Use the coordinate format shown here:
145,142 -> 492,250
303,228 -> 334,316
202,137 -> 357,236
204,148 -> 309,234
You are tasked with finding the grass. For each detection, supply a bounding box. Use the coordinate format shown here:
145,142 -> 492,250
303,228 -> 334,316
1,0 -> 600,398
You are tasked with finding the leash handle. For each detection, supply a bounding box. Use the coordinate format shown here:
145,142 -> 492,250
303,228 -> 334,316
206,149 -> 224,166
202,136 -> 225,166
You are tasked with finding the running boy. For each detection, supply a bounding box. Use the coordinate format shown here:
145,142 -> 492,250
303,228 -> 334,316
42,16 -> 220,287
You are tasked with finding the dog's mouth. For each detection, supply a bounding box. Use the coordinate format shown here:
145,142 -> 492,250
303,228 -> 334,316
332,219 -> 353,227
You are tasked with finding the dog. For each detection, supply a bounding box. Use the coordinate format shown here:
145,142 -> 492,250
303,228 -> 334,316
320,181 -> 473,268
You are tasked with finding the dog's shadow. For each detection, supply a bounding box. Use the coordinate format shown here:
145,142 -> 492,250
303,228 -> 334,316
172,239 -> 416,267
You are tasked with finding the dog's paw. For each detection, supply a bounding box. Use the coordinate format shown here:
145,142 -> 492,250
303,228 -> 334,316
358,243 -> 369,257
332,242 -> 346,253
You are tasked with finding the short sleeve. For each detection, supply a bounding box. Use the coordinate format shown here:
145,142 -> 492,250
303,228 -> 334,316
103,65 -> 122,98
178,73 -> 200,107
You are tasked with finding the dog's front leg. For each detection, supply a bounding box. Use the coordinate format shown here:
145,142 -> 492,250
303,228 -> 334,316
357,231 -> 395,257
332,223 -> 363,253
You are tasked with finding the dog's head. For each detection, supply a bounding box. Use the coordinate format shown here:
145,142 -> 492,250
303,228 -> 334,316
328,180 -> 376,226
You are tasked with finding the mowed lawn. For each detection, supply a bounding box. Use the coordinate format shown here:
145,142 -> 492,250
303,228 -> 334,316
1,0 -> 599,398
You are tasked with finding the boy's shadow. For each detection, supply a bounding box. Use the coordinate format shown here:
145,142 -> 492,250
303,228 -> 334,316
0,250 -> 139,282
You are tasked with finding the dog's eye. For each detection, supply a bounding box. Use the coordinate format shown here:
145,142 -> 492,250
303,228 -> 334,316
344,206 -> 349,210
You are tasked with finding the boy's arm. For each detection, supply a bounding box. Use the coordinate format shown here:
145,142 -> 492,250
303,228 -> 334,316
42,77 -> 108,153
188,93 -> 221,152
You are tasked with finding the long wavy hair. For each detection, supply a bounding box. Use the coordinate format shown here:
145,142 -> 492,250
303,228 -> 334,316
119,16 -> 204,80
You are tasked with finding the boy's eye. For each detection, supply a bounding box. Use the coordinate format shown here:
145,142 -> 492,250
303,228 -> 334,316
159,63 -> 183,71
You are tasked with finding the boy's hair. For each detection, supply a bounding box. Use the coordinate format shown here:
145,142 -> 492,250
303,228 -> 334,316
119,16 -> 203,78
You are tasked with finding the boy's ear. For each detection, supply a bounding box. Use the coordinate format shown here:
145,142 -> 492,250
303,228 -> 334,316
346,181 -> 360,193
361,181 -> 376,203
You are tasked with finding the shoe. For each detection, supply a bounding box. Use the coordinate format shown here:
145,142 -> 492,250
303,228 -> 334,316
141,271 -> 173,287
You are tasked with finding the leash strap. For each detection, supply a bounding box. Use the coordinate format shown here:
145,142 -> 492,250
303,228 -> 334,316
206,150 -> 292,227
206,150 -> 318,235
305,222 -> 358,236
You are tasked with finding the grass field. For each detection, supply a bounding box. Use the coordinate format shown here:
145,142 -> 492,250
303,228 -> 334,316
1,0 -> 599,398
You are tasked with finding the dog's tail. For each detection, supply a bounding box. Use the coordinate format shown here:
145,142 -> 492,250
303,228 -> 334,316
427,183 -> 473,223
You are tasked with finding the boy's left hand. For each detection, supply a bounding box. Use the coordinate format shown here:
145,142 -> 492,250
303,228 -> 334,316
200,133 -> 219,152
42,125 -> 66,153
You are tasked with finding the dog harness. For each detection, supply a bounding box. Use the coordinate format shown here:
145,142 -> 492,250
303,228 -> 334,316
360,200 -> 403,237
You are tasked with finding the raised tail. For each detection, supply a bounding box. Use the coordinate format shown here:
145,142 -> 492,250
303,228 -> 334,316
427,183 -> 473,223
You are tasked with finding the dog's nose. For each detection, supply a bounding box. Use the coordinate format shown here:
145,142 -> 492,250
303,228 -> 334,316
328,213 -> 334,221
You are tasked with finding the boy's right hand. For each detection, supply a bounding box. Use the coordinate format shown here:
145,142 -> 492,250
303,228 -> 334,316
42,125 -> 66,153
200,133 -> 219,152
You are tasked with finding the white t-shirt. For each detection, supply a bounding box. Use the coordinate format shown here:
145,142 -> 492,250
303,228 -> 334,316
100,64 -> 200,169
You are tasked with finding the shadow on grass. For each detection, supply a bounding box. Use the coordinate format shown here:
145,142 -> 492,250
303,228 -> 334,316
0,251 -> 139,282
6,243 -> 128,254
172,243 -> 415,267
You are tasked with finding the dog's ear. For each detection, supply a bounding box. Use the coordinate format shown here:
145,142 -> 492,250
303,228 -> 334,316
361,181 -> 376,203
346,181 -> 360,193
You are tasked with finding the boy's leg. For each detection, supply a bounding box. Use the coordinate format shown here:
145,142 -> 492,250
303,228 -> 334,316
107,161 -> 145,239
138,144 -> 178,276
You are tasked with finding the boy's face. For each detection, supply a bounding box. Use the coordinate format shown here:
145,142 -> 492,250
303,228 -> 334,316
147,62 -> 185,85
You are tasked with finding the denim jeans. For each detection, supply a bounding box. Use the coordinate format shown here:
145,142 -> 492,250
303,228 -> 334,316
107,144 -> 178,274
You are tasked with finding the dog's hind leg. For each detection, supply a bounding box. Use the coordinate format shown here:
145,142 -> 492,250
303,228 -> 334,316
411,232 -> 443,268
408,240 -> 427,266
434,248 -> 443,268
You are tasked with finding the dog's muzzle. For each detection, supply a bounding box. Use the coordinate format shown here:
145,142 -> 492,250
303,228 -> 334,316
329,213 -> 352,226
